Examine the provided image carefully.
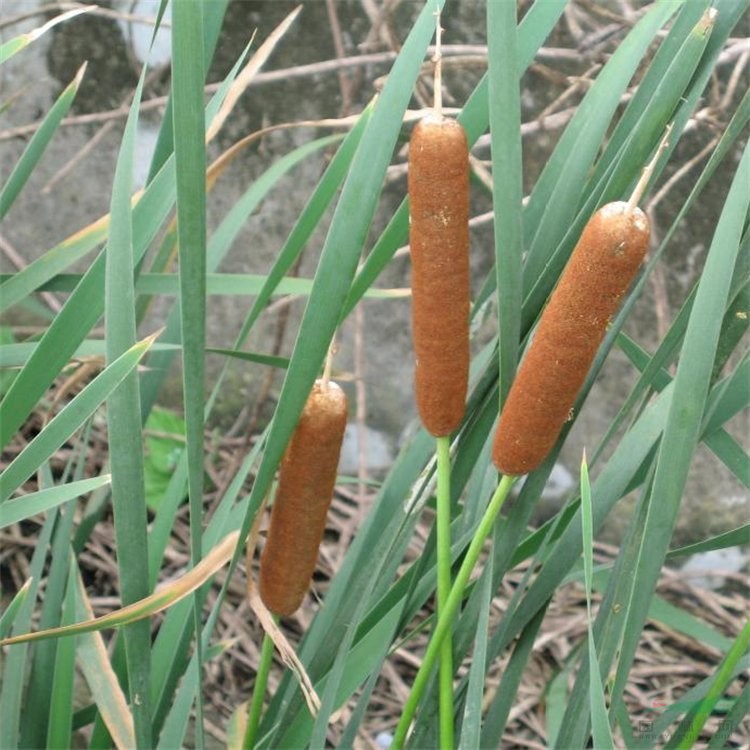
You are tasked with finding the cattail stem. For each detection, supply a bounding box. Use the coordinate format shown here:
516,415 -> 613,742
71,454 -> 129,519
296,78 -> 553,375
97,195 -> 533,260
432,7 -> 443,118
435,435 -> 454,749
243,628 -> 275,749
393,473 -> 518,749
628,123 -> 673,211
322,342 -> 334,386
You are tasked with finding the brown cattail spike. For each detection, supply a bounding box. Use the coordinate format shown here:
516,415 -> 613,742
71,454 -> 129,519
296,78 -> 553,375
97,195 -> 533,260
259,379 -> 348,617
493,202 -> 650,475
409,115 -> 470,437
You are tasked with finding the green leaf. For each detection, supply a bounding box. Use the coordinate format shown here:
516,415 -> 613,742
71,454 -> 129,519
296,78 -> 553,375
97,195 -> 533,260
45,559 -> 78,748
609,139 -> 750,719
487,0 -> 523,406
0,513 -> 55,747
581,458 -> 616,749
522,0 -> 682,294
0,579 -> 32,641
143,408 -> 186,511
104,61 -> 153,747
0,63 -> 86,220
666,620 -> 750,749
457,568 -> 492,750
0,6 -> 92,65
0,475 -> 111,528
171,1 -> 208,745
0,335 -> 156,501
667,523 -> 750,559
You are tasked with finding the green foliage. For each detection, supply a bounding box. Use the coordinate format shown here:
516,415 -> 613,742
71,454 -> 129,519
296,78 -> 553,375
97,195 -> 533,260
144,407 -> 186,511
0,1 -> 747,749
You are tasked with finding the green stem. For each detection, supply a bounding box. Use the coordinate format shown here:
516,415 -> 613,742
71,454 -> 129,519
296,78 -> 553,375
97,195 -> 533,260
243,629 -> 275,749
392,473 -> 518,749
436,435 -> 454,749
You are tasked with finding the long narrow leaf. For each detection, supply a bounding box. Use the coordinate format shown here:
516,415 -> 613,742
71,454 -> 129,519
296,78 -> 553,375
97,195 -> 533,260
609,140 -> 750,718
487,0 -> 523,406
0,334 -> 156,501
0,64 -> 86,220
0,475 -> 111,528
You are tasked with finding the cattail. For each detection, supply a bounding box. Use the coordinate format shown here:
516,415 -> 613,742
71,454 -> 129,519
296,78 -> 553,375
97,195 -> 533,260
493,201 -> 650,475
259,379 -> 348,617
408,114 -> 471,437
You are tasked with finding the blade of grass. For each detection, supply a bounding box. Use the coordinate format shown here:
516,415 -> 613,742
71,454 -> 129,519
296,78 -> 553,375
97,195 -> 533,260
0,578 -> 32,640
0,63 -> 86,220
19,444 -> 86,749
487,0 -> 523,407
456,567 -> 492,750
522,0 -> 682,290
609,139 -> 750,722
105,64 -> 154,748
45,558 -> 78,748
171,1 -> 208,744
343,0 -> 569,318
0,475 -> 111,528
478,604 -> 548,749
0,531 -> 240,646
0,6 -> 92,64
74,570 -> 136,750
580,457 -> 616,749
0,512 -> 55,748
0,334 -> 156,501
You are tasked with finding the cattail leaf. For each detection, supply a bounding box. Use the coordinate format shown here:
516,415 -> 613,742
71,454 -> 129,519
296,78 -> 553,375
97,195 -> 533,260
138,130 -> 344,416
145,0 -> 230,181
523,0 -> 681,291
0,271 -> 406,298
205,348 -> 289,370
45,559 -> 78,748
0,334 -> 156,501
139,102 -> 371,420
74,569 -> 137,750
0,475 -> 111,528
0,514 -> 55,747
0,63 -> 86,221
0,31 -> 247,452
456,568 -> 492,750
206,5 -> 300,142
274,603 -> 404,748
155,637 -> 234,750
0,531 -> 239,647
487,0 -> 523,406
0,338 -> 177,367
0,6 -> 93,65
607,138 -> 750,716
97,53 -> 155,742
342,0 -> 568,319
707,683 -> 750,749
0,578 -> 32,641
478,605 -> 548,749
667,523 -> 750,559
580,458 -> 616,749
644,655 -> 750,747
586,0 -> 711,193
0,214 -> 110,316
